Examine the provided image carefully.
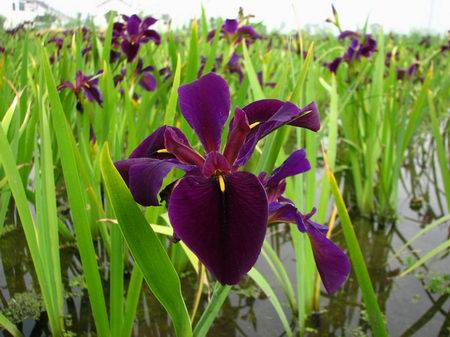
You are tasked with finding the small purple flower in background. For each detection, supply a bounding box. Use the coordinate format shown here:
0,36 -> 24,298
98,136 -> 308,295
207,18 -> 261,44
135,59 -> 157,91
396,62 -> 420,81
197,53 -> 245,82
58,71 -> 103,112
159,66 -> 172,81
82,46 -> 92,58
227,53 -> 244,81
47,37 -> 65,51
259,149 -> 350,294
325,31 -> 377,73
115,73 -> 323,285
116,14 -> 161,62
114,59 -> 157,92
0,46 -> 6,54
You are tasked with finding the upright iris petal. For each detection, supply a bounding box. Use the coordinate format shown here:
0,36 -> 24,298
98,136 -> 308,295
178,73 -> 230,152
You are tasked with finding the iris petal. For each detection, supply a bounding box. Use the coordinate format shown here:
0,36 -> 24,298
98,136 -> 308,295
139,72 -> 157,91
266,149 -> 310,188
130,126 -> 189,159
237,25 -> 261,40
121,40 -> 140,62
115,158 -> 197,206
168,172 -> 268,284
178,73 -> 230,153
164,128 -> 205,167
223,19 -> 239,34
236,101 -> 319,166
223,108 -> 250,165
306,223 -> 351,294
202,152 -> 231,177
126,15 -> 141,36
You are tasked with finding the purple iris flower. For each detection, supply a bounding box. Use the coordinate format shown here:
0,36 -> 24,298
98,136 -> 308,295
325,33 -> 377,73
198,53 -> 245,82
259,149 -> 350,294
396,62 -> 420,81
207,18 -> 261,44
47,37 -> 65,51
58,71 -> 103,111
118,14 -> 161,62
115,73 -> 320,285
114,59 -> 157,92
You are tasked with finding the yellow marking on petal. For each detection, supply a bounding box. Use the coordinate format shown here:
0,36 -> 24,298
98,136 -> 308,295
156,149 -> 169,153
249,121 -> 261,129
218,175 -> 226,193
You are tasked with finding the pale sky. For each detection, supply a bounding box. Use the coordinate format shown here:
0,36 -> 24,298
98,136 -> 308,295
45,0 -> 450,33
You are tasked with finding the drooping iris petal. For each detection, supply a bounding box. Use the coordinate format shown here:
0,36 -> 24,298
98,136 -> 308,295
268,202 -> 307,232
168,172 -> 268,284
178,73 -> 230,153
115,158 -> 196,206
223,19 -> 239,34
82,86 -> 103,105
130,126 -> 189,159
164,128 -> 205,166
306,223 -> 350,294
266,149 -> 310,188
121,40 -> 140,62
202,152 -> 231,177
237,25 -> 260,40
235,101 -> 319,166
139,72 -> 157,91
143,30 -> 161,45
223,108 -> 250,165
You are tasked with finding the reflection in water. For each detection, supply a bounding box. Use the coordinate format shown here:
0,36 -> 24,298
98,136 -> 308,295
0,168 -> 449,336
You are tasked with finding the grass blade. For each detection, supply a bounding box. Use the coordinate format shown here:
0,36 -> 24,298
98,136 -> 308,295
100,144 -> 192,337
193,283 -> 231,337
326,155 -> 388,337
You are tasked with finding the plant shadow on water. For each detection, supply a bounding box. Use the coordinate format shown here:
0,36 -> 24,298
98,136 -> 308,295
0,163 -> 449,337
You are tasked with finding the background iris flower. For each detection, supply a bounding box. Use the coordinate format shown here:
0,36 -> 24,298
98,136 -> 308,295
115,73 -> 327,285
58,71 -> 103,111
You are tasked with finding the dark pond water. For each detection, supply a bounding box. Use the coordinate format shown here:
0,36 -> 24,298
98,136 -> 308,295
0,171 -> 449,337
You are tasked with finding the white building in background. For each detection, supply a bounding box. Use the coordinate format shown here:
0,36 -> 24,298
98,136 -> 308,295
0,0 -> 71,28
94,0 -> 142,26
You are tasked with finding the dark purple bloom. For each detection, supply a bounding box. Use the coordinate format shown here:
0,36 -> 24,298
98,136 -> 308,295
207,18 -> 261,44
116,14 -> 161,62
47,37 -> 65,50
396,62 -> 420,81
114,59 -> 157,92
135,59 -> 157,91
0,47 -> 5,54
325,33 -> 377,73
338,30 -> 360,40
325,57 -> 343,73
260,149 -> 350,294
115,73 -> 320,284
227,53 -> 244,82
58,71 -> 103,109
